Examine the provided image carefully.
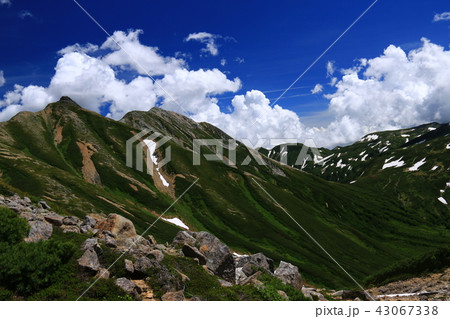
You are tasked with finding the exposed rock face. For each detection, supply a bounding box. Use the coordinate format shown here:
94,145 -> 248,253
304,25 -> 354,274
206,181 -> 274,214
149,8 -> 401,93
43,213 -> 64,226
80,215 -> 97,233
134,256 -> 159,275
172,231 -> 196,246
274,261 -> 302,290
302,287 -> 327,301
38,200 -> 51,210
78,248 -> 101,273
182,244 -> 206,265
96,268 -> 110,279
161,290 -> 185,301
25,220 -> 53,242
235,253 -> 274,273
195,231 -> 236,282
105,234 -> 118,248
63,216 -> 81,226
61,225 -> 80,233
115,278 -> 140,297
95,214 -> 136,239
124,259 -> 134,273
148,250 -> 164,262
173,231 -> 235,282
82,238 -> 103,255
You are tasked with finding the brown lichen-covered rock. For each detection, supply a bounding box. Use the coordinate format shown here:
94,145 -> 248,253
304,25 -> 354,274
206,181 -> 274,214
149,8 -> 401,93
95,214 -> 136,240
161,290 -> 185,301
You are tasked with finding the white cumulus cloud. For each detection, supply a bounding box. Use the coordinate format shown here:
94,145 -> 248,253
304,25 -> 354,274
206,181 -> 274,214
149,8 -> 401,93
1,33 -> 450,149
311,84 -> 323,94
185,32 -> 219,56
433,12 -> 450,22
102,29 -> 185,76
0,0 -> 11,6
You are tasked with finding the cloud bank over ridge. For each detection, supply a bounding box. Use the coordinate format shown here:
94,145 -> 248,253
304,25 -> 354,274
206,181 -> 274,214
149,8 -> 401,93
1,30 -> 450,148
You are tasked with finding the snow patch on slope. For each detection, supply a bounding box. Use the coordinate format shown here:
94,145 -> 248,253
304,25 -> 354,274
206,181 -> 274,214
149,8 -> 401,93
162,217 -> 189,229
362,134 -> 379,142
408,158 -> 426,172
382,157 -> 405,169
144,139 -> 170,187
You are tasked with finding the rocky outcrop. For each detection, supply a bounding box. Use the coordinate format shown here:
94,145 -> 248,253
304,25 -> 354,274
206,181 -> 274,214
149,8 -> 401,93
1,194 -> 314,301
274,261 -> 303,290
195,232 -> 235,282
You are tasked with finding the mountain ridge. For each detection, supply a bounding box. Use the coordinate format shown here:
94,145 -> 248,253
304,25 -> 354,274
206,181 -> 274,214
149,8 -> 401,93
0,96 -> 448,291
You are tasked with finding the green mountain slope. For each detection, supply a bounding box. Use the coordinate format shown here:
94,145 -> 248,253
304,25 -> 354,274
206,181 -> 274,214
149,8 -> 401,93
0,97 -> 448,289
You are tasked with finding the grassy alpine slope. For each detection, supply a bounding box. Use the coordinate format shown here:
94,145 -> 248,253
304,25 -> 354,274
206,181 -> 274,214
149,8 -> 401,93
0,97 -> 448,289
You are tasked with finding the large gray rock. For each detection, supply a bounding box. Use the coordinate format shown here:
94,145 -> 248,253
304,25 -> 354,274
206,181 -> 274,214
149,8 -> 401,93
134,256 -> 160,275
63,216 -> 81,226
172,231 -> 196,246
148,250 -> 164,262
115,278 -> 140,297
235,252 -> 274,274
43,213 -> 64,226
38,200 -> 51,210
274,261 -> 302,290
80,215 -> 97,233
172,231 -> 235,282
25,220 -> 53,242
81,238 -> 102,255
161,290 -> 185,301
78,249 -> 100,273
105,234 -> 118,248
61,225 -> 80,233
195,231 -> 235,282
182,244 -> 206,265
124,259 -> 134,273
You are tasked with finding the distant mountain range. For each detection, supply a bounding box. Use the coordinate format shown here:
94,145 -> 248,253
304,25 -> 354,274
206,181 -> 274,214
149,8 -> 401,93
0,96 -> 448,289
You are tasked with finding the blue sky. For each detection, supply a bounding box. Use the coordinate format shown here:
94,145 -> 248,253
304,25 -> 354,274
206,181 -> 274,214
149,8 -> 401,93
1,0 -> 450,147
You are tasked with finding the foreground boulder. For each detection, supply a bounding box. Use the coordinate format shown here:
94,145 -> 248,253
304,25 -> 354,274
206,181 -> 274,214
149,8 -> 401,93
115,278 -> 140,297
174,231 -> 235,282
95,214 -> 136,239
182,244 -> 206,265
172,231 -> 196,246
235,252 -> 274,274
161,290 -> 185,301
274,261 -> 302,290
25,220 -> 53,242
78,249 -> 101,273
